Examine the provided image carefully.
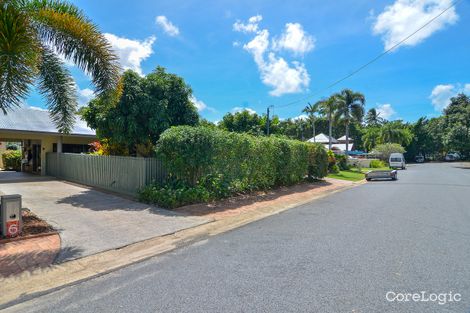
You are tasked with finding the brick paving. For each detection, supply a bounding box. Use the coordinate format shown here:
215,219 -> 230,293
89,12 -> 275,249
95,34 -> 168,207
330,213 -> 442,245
0,234 -> 60,278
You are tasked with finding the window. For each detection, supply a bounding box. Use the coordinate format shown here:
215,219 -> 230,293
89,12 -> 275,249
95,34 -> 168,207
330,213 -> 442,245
53,143 -> 90,154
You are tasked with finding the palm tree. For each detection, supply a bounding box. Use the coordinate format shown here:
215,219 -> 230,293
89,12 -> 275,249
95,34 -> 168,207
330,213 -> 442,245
316,96 -> 337,150
302,102 -> 319,141
0,0 -> 120,133
365,108 -> 384,126
334,89 -> 365,154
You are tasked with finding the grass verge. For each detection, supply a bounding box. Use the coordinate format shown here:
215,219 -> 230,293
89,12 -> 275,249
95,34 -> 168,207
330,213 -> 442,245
327,166 -> 391,182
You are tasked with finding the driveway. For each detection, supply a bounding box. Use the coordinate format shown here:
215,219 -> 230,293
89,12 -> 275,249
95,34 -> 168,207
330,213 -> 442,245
6,162 -> 470,312
0,173 -> 211,262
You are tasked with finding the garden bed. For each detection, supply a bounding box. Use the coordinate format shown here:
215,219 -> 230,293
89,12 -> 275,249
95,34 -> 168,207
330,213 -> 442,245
0,210 -> 56,244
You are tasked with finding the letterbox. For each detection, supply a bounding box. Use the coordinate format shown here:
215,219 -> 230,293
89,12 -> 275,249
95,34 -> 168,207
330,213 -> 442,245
0,194 -> 22,238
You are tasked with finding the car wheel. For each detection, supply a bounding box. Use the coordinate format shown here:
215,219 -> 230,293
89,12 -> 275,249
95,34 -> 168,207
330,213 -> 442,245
366,178 -> 371,181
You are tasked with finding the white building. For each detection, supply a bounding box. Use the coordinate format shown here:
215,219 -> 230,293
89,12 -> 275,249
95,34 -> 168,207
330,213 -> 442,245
307,133 -> 354,153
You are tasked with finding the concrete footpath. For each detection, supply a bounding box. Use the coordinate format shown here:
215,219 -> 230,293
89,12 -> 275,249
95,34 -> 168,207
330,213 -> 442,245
0,178 -> 359,309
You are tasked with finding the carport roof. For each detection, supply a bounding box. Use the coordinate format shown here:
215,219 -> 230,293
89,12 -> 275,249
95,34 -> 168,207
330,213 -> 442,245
0,106 -> 96,136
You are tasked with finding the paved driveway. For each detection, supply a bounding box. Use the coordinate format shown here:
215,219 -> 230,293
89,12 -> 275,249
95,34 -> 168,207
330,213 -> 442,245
0,173 -> 211,262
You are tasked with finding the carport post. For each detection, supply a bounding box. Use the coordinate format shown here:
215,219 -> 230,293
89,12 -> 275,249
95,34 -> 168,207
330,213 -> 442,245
56,136 -> 63,176
57,136 -> 63,153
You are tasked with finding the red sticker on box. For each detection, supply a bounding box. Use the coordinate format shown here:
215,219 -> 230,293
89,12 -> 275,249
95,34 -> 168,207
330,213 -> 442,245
6,220 -> 19,237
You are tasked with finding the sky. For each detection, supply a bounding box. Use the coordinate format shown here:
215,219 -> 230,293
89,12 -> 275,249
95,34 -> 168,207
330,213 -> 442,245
27,0 -> 470,123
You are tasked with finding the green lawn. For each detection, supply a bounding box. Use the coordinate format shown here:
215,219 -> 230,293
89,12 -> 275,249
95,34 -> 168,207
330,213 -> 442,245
327,166 -> 391,182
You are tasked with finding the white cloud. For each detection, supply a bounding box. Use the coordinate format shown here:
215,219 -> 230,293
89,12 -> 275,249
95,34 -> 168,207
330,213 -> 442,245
104,33 -> 156,75
272,23 -> 315,55
155,16 -> 180,36
464,84 -> 470,94
76,85 -> 95,107
233,15 -> 262,33
376,103 -> 396,119
292,114 -> 309,121
28,106 -> 48,111
260,53 -> 310,96
234,16 -> 312,96
231,107 -> 257,114
190,96 -> 207,111
372,0 -> 458,51
429,83 -> 470,111
190,96 -> 217,113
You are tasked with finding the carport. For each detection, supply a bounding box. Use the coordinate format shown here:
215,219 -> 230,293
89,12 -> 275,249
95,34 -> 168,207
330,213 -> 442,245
0,106 -> 96,175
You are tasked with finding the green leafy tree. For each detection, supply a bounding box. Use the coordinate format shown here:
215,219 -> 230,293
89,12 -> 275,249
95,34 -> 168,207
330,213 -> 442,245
379,121 -> 413,146
218,109 -> 263,135
0,0 -> 120,133
83,67 -> 199,155
362,127 -> 381,152
334,89 -> 365,153
443,93 -> 470,157
372,143 -> 405,162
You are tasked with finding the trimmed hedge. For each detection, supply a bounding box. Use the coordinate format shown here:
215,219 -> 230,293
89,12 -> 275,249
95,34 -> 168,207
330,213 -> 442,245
139,126 -> 328,208
2,150 -> 21,171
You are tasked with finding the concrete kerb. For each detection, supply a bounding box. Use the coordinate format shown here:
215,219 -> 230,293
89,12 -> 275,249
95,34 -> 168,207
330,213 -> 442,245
0,180 -> 364,309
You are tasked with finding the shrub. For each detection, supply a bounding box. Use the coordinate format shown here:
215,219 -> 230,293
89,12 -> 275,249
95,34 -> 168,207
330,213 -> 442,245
308,143 -> 328,179
335,154 -> 349,170
138,180 -> 211,209
327,150 -> 339,173
141,126 -> 328,208
369,159 -> 386,168
2,150 -> 21,171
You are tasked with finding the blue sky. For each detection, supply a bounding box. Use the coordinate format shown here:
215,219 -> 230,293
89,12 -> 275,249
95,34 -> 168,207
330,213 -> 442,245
28,0 -> 470,122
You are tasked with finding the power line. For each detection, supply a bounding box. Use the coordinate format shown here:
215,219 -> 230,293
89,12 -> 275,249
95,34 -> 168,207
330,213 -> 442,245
274,0 -> 462,110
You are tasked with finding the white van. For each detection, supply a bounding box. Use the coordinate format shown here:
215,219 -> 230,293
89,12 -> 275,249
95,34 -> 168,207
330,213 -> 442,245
389,153 -> 406,169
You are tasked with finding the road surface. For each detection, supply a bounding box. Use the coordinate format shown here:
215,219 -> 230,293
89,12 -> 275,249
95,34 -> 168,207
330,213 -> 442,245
5,163 -> 470,313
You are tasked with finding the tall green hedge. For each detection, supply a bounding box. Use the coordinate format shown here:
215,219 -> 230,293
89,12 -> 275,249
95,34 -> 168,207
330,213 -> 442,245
156,126 -> 327,189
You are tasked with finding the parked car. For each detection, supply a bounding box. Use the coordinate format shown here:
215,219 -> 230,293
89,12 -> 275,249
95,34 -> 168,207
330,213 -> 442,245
445,152 -> 460,162
389,153 -> 406,169
415,155 -> 425,163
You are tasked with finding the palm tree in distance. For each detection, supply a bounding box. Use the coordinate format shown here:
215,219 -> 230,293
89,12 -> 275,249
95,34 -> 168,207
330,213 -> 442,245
316,96 -> 337,150
334,89 -> 365,154
302,102 -> 319,142
0,0 -> 120,133
365,108 -> 384,126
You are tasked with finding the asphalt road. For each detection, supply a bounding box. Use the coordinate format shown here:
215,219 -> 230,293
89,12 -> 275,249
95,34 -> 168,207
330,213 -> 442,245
5,162 -> 470,313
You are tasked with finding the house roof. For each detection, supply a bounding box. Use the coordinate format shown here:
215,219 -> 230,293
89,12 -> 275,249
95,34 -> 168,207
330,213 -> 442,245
0,106 -> 95,136
337,135 -> 354,142
307,133 -> 338,144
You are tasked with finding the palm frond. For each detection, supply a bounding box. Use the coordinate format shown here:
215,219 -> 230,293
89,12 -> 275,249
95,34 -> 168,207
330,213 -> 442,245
31,6 -> 120,94
0,2 -> 39,113
12,0 -> 86,19
38,46 -> 76,133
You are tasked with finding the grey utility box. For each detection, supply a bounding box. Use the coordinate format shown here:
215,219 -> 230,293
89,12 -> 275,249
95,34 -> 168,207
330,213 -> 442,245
0,194 -> 22,238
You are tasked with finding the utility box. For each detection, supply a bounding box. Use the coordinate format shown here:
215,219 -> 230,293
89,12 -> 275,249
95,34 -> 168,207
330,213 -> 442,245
1,195 -> 22,238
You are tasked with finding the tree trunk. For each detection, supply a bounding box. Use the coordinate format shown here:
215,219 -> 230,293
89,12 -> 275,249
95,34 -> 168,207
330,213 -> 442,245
328,109 -> 332,150
312,119 -> 316,142
345,121 -> 350,155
